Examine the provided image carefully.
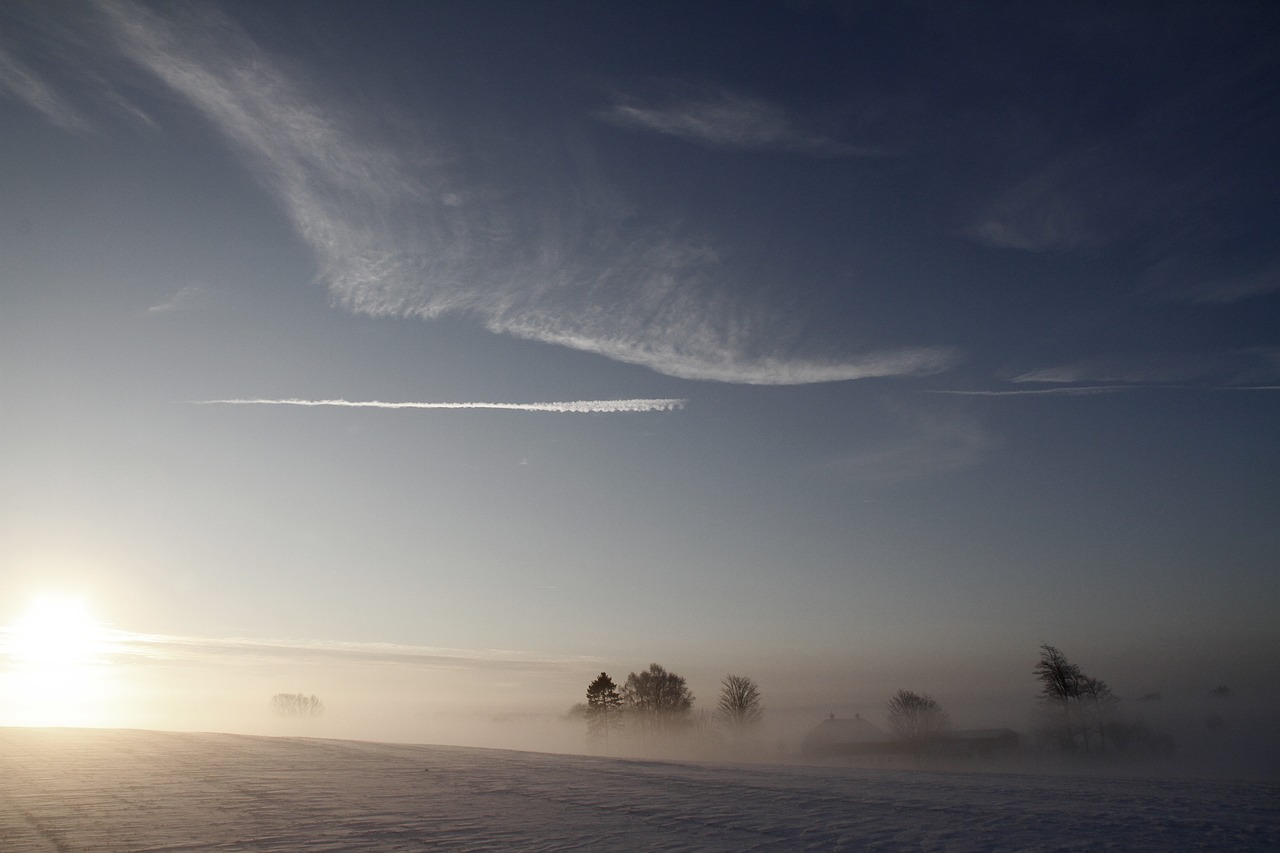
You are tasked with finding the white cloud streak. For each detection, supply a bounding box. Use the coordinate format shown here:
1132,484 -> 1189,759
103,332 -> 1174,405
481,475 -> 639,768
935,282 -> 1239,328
194,398 -> 686,414
88,1 -> 945,386
601,87 -> 876,156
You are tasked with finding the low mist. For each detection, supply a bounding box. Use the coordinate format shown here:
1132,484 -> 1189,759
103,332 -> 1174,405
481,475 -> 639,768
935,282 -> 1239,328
5,631 -> 1275,783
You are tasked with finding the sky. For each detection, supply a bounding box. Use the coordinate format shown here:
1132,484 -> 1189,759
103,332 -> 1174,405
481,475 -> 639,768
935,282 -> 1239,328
1,0 -> 1278,745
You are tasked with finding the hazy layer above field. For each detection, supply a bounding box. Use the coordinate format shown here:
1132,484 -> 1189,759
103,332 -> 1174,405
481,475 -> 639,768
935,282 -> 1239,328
2,727 -> 1277,852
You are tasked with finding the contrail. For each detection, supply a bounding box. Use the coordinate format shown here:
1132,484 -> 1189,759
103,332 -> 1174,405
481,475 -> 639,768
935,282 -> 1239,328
923,386 -> 1145,397
925,384 -> 1280,397
194,398 -> 686,413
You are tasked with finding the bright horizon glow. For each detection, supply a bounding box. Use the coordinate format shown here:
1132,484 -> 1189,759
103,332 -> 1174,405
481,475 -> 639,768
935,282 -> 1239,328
1,595 -> 117,728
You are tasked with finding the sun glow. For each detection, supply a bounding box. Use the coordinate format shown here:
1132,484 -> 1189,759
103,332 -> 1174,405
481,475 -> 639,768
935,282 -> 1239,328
1,595 -> 118,727
12,597 -> 102,662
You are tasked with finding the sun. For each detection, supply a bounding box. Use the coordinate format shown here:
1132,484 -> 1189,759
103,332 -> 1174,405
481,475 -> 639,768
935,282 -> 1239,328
1,594 -> 116,727
11,596 -> 102,664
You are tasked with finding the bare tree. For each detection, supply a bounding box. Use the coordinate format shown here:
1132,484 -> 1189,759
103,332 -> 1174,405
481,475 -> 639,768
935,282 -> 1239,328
1079,675 -> 1118,752
622,663 -> 693,736
886,689 -> 946,761
271,692 -> 324,718
1034,644 -> 1125,755
716,674 -> 763,730
1034,644 -> 1082,751
585,672 -> 623,746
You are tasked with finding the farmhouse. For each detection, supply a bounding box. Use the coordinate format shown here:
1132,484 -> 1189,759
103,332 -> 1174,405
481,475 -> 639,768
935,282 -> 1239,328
801,714 -> 1021,762
801,714 -> 897,757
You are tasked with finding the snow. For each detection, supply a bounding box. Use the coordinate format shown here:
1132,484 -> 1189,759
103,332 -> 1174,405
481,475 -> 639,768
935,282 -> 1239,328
2,727 -> 1277,851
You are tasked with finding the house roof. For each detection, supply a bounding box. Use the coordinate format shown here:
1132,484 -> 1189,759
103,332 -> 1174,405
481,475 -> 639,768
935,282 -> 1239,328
803,715 -> 892,746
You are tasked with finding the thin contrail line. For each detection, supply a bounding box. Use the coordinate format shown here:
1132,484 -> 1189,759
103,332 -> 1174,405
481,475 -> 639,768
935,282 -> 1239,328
193,398 -> 686,413
925,384 -> 1280,397
923,386 -> 1157,396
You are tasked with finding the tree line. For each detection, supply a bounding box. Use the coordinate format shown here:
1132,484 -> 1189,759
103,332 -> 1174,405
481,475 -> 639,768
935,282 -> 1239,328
1034,643 -> 1175,758
577,645 -> 1177,763
580,665 -> 763,746
271,692 -> 325,718
880,645 -> 1178,761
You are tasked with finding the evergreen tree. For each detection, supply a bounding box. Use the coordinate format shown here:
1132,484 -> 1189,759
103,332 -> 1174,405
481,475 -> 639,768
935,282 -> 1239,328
585,672 -> 623,746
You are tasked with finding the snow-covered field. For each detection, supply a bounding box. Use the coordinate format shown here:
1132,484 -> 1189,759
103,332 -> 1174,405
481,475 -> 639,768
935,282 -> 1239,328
2,727 -> 1277,851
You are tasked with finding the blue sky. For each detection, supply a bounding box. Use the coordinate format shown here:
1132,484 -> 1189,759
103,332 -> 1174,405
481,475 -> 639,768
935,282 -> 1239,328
2,1 -> 1278,736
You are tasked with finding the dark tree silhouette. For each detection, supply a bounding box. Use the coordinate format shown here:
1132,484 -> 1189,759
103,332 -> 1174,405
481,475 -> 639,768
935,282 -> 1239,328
1034,644 -> 1082,705
271,692 -> 324,718
622,663 -> 693,735
1034,644 -> 1124,755
716,674 -> 763,729
1079,675 -> 1118,752
1034,644 -> 1083,751
585,672 -> 623,745
886,689 -> 946,761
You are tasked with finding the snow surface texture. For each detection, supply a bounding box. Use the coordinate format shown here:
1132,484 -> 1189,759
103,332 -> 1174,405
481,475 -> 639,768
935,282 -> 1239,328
1,728 -> 1277,851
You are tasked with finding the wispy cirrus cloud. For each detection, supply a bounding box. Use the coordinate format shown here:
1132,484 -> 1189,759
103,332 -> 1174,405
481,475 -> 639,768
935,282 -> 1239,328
600,85 -> 876,156
1145,259 -> 1280,305
964,168 -> 1101,252
837,409 -> 993,482
1010,363 -> 1199,386
0,43 -> 91,131
81,1 -> 944,386
0,625 -> 599,672
194,398 -> 686,414
1005,349 -> 1280,390
926,385 -> 1163,397
930,357 -> 1280,395
964,33 -> 1279,314
146,284 -> 206,314
929,385 -> 1280,397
